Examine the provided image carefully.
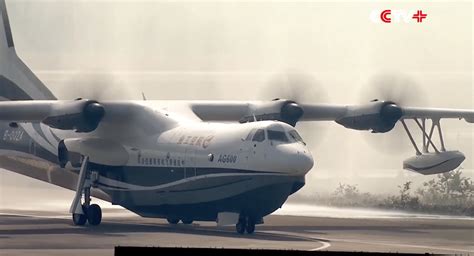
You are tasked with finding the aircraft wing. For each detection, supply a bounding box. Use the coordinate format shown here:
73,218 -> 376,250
0,100 -> 54,122
401,107 -> 474,121
1,99 -> 472,135
0,100 -> 178,138
190,100 -> 474,130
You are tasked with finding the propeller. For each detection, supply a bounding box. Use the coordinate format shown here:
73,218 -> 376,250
59,71 -> 139,100
259,72 -> 328,104
361,74 -> 426,106
258,71 -> 329,148
54,71 -> 140,132
360,73 -> 428,154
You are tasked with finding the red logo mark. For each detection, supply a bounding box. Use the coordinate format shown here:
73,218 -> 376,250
380,9 -> 391,23
412,10 -> 427,23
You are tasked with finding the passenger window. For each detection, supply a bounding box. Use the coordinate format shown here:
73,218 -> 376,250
267,130 -> 289,142
252,129 -> 265,142
245,128 -> 257,141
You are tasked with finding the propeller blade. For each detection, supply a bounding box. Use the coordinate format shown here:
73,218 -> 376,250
259,71 -> 328,104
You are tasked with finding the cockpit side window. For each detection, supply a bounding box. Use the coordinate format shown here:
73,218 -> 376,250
245,128 -> 257,141
289,130 -> 306,145
267,130 -> 289,142
252,129 -> 266,142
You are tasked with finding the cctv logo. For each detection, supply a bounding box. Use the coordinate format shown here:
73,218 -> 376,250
370,10 -> 427,23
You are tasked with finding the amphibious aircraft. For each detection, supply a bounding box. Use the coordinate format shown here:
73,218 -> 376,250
0,1 -> 472,234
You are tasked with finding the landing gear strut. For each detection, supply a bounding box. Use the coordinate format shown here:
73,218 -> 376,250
70,156 -> 102,226
236,216 -> 256,234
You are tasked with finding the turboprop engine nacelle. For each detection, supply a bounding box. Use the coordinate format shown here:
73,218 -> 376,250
42,99 -> 105,133
335,100 -> 402,133
58,138 -> 129,168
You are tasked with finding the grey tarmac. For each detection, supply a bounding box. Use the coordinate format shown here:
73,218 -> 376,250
0,208 -> 473,256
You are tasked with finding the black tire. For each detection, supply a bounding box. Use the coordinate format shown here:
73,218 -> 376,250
167,217 -> 179,224
72,205 -> 87,226
246,219 -> 256,234
236,219 -> 246,234
86,204 -> 102,226
72,213 -> 87,226
182,219 -> 193,225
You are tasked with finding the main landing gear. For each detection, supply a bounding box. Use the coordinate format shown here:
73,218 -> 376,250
236,216 -> 256,234
70,156 -> 102,226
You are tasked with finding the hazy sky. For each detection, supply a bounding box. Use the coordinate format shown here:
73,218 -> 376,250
1,0 -> 473,196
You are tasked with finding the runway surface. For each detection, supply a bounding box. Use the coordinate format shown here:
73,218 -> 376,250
0,207 -> 473,256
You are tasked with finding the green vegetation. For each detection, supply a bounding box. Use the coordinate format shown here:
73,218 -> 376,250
312,168 -> 474,216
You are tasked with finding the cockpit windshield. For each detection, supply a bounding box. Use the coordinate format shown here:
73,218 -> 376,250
252,129 -> 266,142
245,128 -> 257,141
288,130 -> 305,145
267,130 -> 289,142
245,124 -> 305,145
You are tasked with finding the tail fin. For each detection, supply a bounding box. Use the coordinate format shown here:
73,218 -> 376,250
0,0 -> 56,100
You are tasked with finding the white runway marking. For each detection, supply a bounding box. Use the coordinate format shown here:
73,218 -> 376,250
310,241 -> 331,251
261,230 -> 331,251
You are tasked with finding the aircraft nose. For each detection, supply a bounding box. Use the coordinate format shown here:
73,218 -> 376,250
276,145 -> 314,174
293,150 -> 314,174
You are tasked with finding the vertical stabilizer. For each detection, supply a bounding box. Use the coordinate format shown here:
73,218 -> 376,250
0,0 -> 56,100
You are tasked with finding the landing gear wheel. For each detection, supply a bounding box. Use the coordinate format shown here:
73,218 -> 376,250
236,218 -> 247,234
72,212 -> 87,226
182,219 -> 193,225
167,218 -> 180,224
246,218 -> 256,234
86,204 -> 102,226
